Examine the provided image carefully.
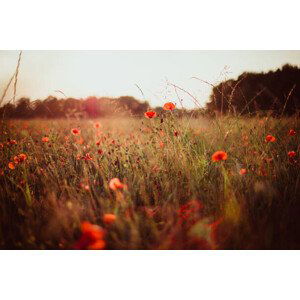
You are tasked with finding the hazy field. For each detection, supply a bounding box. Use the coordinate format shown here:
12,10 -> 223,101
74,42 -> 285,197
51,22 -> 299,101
0,113 -> 299,249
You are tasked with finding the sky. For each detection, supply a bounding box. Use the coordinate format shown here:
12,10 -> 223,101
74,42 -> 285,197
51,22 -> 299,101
1,50 -> 300,108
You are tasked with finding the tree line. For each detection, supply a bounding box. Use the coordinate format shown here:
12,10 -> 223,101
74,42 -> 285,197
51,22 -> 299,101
1,64 -> 299,119
0,96 -> 150,119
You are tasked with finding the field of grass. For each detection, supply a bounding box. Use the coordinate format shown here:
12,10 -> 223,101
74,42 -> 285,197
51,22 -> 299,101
0,112 -> 299,249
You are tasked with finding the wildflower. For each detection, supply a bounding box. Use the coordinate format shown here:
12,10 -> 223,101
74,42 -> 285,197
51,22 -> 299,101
8,139 -> 17,145
174,131 -> 179,137
288,151 -> 296,158
18,153 -> 27,162
94,122 -> 101,129
144,111 -> 157,119
88,240 -> 106,250
83,153 -> 92,161
265,135 -> 276,142
109,178 -> 126,191
79,183 -> 90,191
14,153 -> 27,164
212,151 -> 228,162
288,129 -> 296,136
239,168 -> 247,175
8,162 -> 15,170
42,137 -> 49,142
103,214 -> 116,225
163,102 -> 176,111
98,149 -> 103,155
74,221 -> 106,250
71,128 -> 80,135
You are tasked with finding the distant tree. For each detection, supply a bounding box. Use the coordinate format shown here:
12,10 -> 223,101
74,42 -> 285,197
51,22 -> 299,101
206,64 -> 300,116
117,96 -> 149,116
0,103 -> 15,119
13,98 -> 32,118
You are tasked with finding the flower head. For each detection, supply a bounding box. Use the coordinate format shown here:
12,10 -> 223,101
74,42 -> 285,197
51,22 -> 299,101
212,151 -> 228,162
239,168 -> 247,175
163,102 -> 176,111
288,151 -> 296,158
265,135 -> 276,142
103,214 -> 116,225
8,139 -> 17,145
109,178 -> 126,191
71,128 -> 80,135
14,153 -> 27,164
144,110 -> 157,119
74,221 -> 106,250
8,162 -> 15,170
83,153 -> 92,161
42,137 -> 49,142
288,129 -> 296,136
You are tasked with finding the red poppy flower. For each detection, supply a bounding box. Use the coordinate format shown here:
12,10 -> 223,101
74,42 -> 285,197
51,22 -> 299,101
14,153 -> 27,164
265,135 -> 276,142
42,137 -> 49,142
144,111 -> 157,119
71,128 -> 80,135
109,178 -> 126,191
212,151 -> 228,162
8,162 -> 15,170
163,102 -> 176,111
88,240 -> 106,250
288,129 -> 296,136
83,153 -> 92,161
288,151 -> 296,158
82,222 -> 104,240
82,184 -> 90,191
74,221 -> 106,250
239,168 -> 247,175
103,214 -> 116,225
8,139 -> 17,145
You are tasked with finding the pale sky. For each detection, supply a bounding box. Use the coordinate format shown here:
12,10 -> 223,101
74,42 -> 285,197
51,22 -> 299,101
1,50 -> 300,108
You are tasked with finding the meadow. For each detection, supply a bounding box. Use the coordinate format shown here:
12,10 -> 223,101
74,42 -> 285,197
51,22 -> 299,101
0,107 -> 299,249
